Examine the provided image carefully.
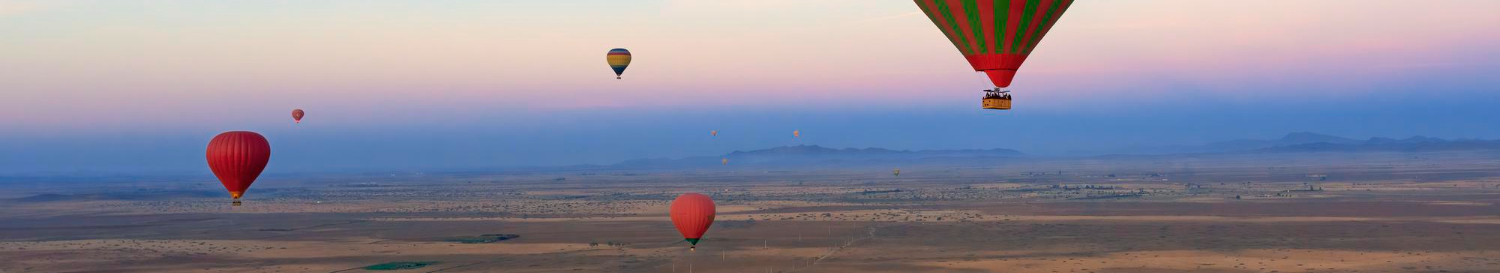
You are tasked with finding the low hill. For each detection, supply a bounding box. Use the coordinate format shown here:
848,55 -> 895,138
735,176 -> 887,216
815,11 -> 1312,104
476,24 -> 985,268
611,145 -> 1023,169
1258,138 -> 1500,153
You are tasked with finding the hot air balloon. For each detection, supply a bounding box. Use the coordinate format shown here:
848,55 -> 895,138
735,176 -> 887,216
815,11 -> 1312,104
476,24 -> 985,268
206,131 -> 271,206
722,158 -> 729,165
670,193 -> 716,250
793,130 -> 800,138
607,48 -> 632,79
711,130 -> 718,137
291,109 -> 304,124
914,0 -> 1074,110
894,168 -> 901,176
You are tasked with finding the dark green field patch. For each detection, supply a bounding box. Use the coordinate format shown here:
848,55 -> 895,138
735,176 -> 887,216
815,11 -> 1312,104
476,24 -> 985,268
363,261 -> 434,270
443,234 -> 520,244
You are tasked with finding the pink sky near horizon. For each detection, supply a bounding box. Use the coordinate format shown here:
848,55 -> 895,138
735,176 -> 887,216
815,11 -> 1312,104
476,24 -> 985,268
2,0 -> 1498,132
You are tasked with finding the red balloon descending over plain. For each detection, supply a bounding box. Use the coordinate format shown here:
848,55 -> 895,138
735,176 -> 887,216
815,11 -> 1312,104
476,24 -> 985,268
206,131 -> 271,204
670,193 -> 716,250
291,109 -> 304,123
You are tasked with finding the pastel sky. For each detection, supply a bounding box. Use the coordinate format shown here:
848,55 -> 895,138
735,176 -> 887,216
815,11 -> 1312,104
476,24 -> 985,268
2,0 -> 1498,175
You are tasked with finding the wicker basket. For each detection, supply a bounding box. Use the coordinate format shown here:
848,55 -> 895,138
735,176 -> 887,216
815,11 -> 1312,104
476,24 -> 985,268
982,98 -> 1012,110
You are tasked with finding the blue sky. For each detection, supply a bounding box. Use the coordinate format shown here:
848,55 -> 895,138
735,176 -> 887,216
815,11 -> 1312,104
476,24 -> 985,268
1,0 -> 1498,175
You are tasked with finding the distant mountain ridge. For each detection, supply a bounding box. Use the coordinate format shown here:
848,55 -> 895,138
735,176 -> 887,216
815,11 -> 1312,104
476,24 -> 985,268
611,145 -> 1023,169
725,145 -> 1023,157
606,133 -> 1500,169
1207,132 -> 1364,151
1108,132 -> 1500,155
1217,132 -> 1500,153
1258,135 -> 1500,153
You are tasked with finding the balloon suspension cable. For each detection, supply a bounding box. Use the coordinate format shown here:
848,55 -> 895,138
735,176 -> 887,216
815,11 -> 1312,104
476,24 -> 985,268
984,87 -> 1012,99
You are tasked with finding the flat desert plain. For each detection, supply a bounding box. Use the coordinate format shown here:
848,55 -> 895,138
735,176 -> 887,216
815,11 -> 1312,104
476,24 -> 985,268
2,151 -> 1498,272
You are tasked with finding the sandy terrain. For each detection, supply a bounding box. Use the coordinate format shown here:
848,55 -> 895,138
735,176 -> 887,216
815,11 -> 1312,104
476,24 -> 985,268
2,151 -> 1498,272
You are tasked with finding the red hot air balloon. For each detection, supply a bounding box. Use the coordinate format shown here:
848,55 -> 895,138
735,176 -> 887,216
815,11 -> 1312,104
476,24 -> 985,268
291,109 -> 304,123
206,131 -> 271,206
670,193 -> 716,250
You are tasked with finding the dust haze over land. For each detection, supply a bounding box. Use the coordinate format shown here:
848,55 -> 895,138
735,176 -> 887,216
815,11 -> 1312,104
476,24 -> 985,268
6,92 -> 1500,175
3,133 -> 1500,272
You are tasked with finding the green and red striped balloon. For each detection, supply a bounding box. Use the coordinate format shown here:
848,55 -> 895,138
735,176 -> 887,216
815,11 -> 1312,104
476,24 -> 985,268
915,0 -> 1073,88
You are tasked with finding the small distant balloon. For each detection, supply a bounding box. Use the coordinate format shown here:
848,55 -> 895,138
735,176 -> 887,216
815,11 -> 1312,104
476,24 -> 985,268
206,131 -> 271,206
606,48 -> 632,79
793,130 -> 800,138
711,130 -> 718,137
894,168 -> 901,176
722,158 -> 729,165
291,109 -> 304,124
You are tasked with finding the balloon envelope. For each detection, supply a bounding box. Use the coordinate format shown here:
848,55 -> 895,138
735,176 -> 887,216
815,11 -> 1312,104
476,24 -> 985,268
915,0 -> 1073,88
206,131 -> 271,200
607,48 -> 632,79
291,109 -> 304,123
670,193 -> 716,247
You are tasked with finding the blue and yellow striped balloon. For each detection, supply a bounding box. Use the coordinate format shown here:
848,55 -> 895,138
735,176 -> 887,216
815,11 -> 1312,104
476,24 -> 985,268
606,48 -> 631,79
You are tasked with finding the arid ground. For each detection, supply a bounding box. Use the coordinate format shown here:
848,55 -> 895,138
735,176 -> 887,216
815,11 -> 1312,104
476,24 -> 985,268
3,151 -> 1499,272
